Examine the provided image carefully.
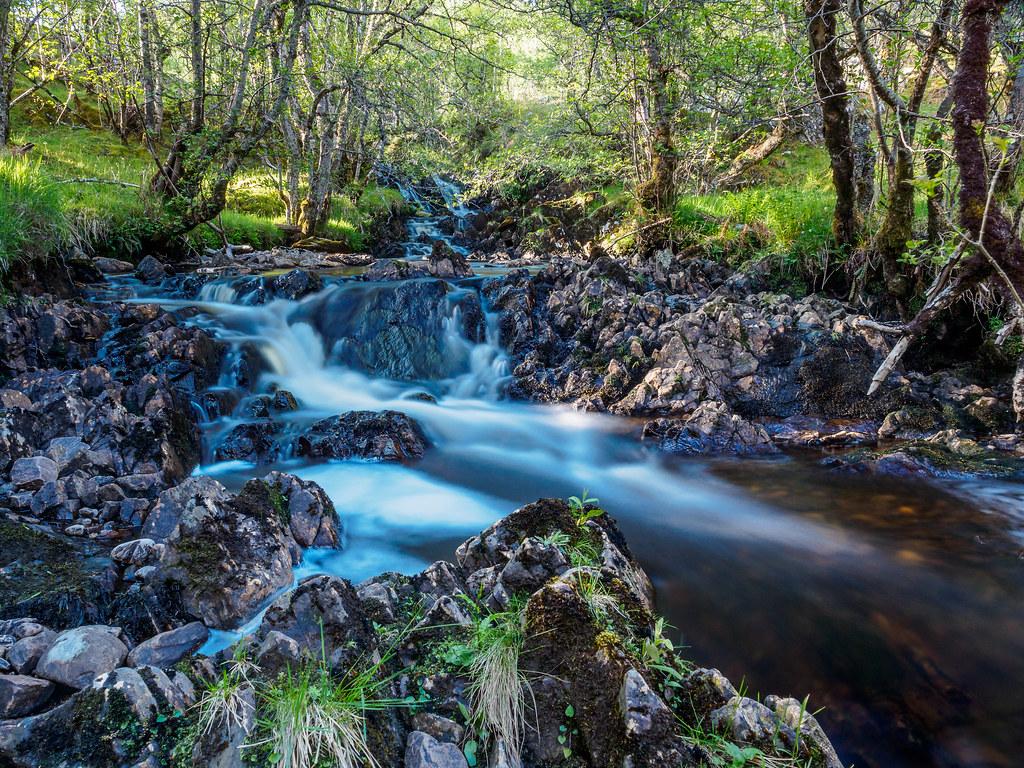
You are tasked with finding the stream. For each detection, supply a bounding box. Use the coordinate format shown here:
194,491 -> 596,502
110,179 -> 1024,768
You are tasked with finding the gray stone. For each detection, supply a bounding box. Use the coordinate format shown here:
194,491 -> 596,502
127,622 -> 209,668
7,629 -> 56,674
410,713 -> 464,745
0,675 -> 54,717
111,538 -> 162,567
35,625 -> 129,689
93,667 -> 158,720
142,476 -> 232,541
261,471 -> 342,548
619,668 -> 670,737
710,695 -> 786,746
10,456 -> 58,490
45,437 -> 90,474
405,731 -> 469,768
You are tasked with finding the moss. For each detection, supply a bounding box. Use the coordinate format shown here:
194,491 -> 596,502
264,481 -> 291,525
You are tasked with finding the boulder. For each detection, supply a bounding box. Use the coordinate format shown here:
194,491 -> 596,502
10,456 -> 58,490
213,421 -> 280,463
271,269 -> 323,300
152,477 -> 300,628
255,575 -> 375,674
0,675 -> 54,717
7,628 -> 56,674
642,401 -> 777,455
261,471 -> 342,548
126,621 -> 209,668
94,257 -> 135,275
405,731 -> 469,768
136,255 -> 172,283
35,625 -> 129,689
296,410 -> 428,461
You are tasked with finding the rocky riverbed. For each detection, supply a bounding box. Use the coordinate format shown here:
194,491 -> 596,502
0,244 -> 1022,767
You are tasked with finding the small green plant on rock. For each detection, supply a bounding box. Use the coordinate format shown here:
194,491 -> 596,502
195,648 -> 257,741
567,490 -> 605,526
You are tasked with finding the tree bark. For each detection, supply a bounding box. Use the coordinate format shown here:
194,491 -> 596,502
138,0 -> 159,135
637,35 -> 675,215
805,0 -> 857,246
0,0 -> 12,146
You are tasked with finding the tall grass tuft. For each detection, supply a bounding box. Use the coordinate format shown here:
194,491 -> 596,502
0,156 -> 66,272
465,600 -> 530,763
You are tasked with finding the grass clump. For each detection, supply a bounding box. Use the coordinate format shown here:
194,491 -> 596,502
0,156 -> 66,272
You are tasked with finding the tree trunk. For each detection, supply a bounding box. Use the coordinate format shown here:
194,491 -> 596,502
806,0 -> 857,246
0,0 -> 12,146
637,35 -> 675,215
716,120 -> 790,188
138,0 -> 159,135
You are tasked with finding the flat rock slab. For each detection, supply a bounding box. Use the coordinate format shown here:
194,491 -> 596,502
0,675 -> 55,717
127,622 -> 209,668
35,625 -> 128,689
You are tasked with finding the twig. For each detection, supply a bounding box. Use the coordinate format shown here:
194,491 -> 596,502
56,177 -> 141,188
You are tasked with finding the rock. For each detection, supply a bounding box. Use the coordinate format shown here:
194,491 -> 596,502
192,684 -> 256,768
7,628 -> 56,674
142,475 -> 233,541
261,471 -> 342,548
153,477 -> 301,628
405,731 -> 470,768
111,538 -> 162,567
494,536 -> 569,600
10,456 -> 58,490
410,712 -> 465,745
93,666 -> 159,720
126,621 -> 209,668
0,675 -> 55,717
255,575 -> 375,674
426,240 -> 473,279
271,269 -> 323,299
711,696 -> 792,749
642,402 -> 777,455
136,255 -> 172,283
213,421 -> 280,463
296,410 -> 428,461
94,257 -> 135,274
766,695 -> 843,768
620,668 -> 671,738
35,625 -> 129,689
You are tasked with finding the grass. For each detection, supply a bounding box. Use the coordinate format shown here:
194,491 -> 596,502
2,114 -> 404,271
0,156 -> 66,272
452,599 -> 530,765
194,653 -> 257,743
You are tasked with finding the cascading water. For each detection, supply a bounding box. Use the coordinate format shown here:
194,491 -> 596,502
117,260 -> 1024,768
395,175 -> 472,260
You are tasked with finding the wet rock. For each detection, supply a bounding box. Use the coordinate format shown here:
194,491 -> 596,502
426,240 -> 473,279
0,674 -> 55,717
642,401 -> 777,455
111,538 -> 163,567
296,410 -> 428,461
213,421 -> 280,463
136,255 -> 172,283
261,470 -> 342,548
271,268 -> 323,299
255,575 -> 375,674
406,730 -> 469,768
93,257 -> 135,275
10,456 -> 58,490
35,624 -> 129,689
494,536 -> 569,599
126,621 -> 209,668
151,477 -> 301,628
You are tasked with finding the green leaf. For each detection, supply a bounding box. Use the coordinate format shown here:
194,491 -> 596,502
565,704 -> 575,717
563,747 -> 572,758
464,740 -> 478,767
